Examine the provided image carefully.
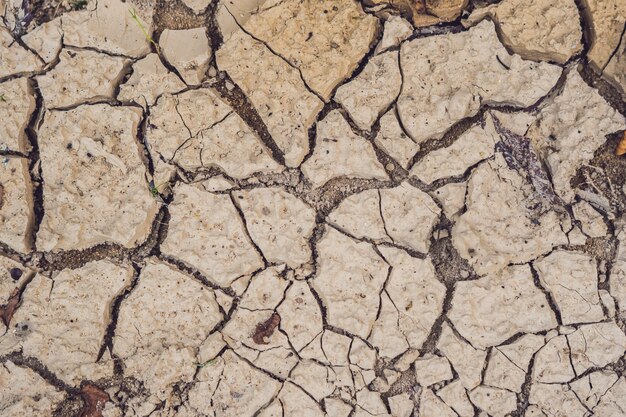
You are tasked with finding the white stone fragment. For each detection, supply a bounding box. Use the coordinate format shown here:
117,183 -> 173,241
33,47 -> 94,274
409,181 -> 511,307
114,259 -> 222,402
398,20 -> 561,144
452,155 -> 568,275
301,110 -> 388,188
572,200 -> 608,238
277,281 -> 323,352
161,183 -> 263,287
437,323 -> 487,390
159,28 -> 211,86
373,110 -> 419,169
375,15 -> 413,54
469,386 -> 517,417
37,49 -> 128,109
0,261 -> 133,384
380,182 -> 441,253
525,70 -> 626,202
534,250 -> 605,325
414,354 -> 453,387
0,361 -> 65,417
528,383 -> 587,417
61,0 -> 153,58
431,182 -> 466,219
234,188 -> 315,268
216,29 -> 323,167
567,322 -> 626,376
335,51 -> 401,131
244,0 -> 379,100
570,370 -> 619,409
0,77 -> 35,153
449,265 -> 557,349
436,380 -> 475,417
411,119 -> 497,185
118,53 -> 186,107
21,18 -> 63,63
0,157 -> 32,253
311,226 -> 388,338
485,334 -> 544,392
371,247 -> 445,357
464,0 -> 582,64
36,104 -> 158,251
0,27 -> 42,78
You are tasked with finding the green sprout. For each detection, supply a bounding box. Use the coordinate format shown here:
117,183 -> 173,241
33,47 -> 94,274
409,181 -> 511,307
0,94 -> 5,102
129,8 -> 158,50
195,359 -> 215,368
147,180 -> 168,198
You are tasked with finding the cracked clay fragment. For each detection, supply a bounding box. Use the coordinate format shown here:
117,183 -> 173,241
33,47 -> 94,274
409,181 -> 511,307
0,157 -> 33,253
0,261 -> 133,384
217,28 -> 323,167
36,104 -> 158,251
243,0 -> 379,100
452,154 -> 568,275
161,183 -> 264,287
398,20 -> 561,144
464,0 -> 582,64
311,226 -> 388,338
301,110 -> 388,188
448,264 -> 557,349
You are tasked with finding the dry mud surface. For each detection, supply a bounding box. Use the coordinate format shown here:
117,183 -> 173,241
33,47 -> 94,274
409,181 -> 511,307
1,0 -> 626,416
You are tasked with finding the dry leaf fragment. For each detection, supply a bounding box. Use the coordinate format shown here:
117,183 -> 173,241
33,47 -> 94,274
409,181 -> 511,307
252,312 -> 281,345
79,383 -> 110,417
0,288 -> 21,327
616,131 -> 626,156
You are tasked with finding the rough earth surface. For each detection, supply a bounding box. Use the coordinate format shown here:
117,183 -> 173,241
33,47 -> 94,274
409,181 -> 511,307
1,0 -> 626,416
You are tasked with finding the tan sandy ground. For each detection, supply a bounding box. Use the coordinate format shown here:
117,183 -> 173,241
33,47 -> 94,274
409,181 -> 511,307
1,0 -> 626,416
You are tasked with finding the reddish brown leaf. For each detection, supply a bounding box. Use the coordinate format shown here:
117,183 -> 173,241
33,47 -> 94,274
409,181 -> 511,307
252,312 -> 281,345
0,288 -> 21,327
78,383 -> 110,417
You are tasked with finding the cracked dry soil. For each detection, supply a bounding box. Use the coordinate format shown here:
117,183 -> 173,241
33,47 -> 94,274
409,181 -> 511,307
1,0 -> 626,416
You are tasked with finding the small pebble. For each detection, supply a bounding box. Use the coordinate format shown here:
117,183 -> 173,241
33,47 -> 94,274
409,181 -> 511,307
386,162 -> 395,171
9,268 -> 23,280
225,81 -> 235,91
